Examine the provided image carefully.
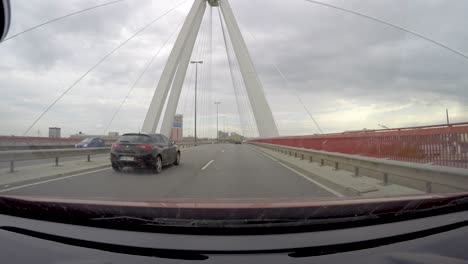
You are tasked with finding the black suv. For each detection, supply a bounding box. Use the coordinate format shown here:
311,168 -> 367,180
110,133 -> 180,174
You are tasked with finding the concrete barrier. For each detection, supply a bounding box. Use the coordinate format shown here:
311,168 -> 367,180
250,142 -> 468,193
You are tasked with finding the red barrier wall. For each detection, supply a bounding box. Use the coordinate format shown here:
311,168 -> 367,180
251,123 -> 468,169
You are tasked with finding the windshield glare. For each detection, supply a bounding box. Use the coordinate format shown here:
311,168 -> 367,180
0,0 -> 467,216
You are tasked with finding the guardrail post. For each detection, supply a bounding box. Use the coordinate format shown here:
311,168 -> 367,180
10,161 -> 14,173
87,154 -> 91,162
354,167 -> 360,177
294,152 -> 297,158
320,159 -> 324,166
334,162 -> 339,171
426,182 -> 433,193
309,156 -> 313,163
382,173 -> 389,186
301,154 -> 304,160
55,157 -> 59,167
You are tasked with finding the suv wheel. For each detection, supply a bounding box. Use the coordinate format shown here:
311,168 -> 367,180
152,156 -> 162,174
174,152 -> 181,165
112,163 -> 121,172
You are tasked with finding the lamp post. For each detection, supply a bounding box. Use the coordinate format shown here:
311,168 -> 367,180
446,109 -> 450,125
214,102 -> 221,143
190,60 -> 203,145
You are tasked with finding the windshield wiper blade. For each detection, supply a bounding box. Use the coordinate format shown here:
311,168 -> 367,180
90,216 -> 302,227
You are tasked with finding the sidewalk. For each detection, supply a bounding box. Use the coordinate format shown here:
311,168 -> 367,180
251,145 -> 423,198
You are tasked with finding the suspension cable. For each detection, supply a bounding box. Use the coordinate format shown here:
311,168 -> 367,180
208,6 -> 214,139
4,0 -> 127,42
242,28 -> 324,134
103,19 -> 185,134
197,11 -> 208,138
23,0 -> 189,135
180,65 -> 196,136
303,0 -> 468,61
182,10 -> 207,138
218,9 -> 249,137
227,16 -> 258,137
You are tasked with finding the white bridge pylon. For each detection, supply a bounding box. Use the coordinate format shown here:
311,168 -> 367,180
142,0 -> 279,138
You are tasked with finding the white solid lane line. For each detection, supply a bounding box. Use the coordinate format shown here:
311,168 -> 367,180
0,167 -> 111,193
201,160 -> 214,171
277,162 -> 344,197
249,145 -> 344,197
248,146 -> 279,162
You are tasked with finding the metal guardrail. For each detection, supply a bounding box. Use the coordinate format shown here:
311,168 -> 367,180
250,142 -> 468,193
0,147 -> 110,173
0,142 -> 211,173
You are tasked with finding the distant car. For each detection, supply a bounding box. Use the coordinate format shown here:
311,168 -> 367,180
75,137 -> 105,148
235,140 -> 242,144
110,133 -> 180,174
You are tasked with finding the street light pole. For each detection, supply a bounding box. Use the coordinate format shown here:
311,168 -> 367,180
446,108 -> 450,125
190,60 -> 203,145
214,102 -> 221,143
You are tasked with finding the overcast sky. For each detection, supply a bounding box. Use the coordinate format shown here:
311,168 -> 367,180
1,0 -> 467,138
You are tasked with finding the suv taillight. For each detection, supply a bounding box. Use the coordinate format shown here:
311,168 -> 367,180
136,144 -> 153,150
111,143 -> 121,149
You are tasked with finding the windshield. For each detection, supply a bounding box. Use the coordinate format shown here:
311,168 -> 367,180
0,0 -> 467,222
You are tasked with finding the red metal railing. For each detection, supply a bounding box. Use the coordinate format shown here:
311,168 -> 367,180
251,122 -> 468,169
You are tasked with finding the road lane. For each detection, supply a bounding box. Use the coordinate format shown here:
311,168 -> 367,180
1,144 -> 336,200
166,144 -> 336,199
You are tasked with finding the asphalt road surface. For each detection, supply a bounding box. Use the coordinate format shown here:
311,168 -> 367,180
0,144 -> 336,200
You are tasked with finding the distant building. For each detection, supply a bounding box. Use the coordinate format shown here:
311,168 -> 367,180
171,115 -> 183,142
108,132 -> 119,137
48,127 -> 61,138
218,131 -> 229,139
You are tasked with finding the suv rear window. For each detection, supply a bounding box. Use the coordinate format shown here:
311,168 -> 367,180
117,135 -> 151,143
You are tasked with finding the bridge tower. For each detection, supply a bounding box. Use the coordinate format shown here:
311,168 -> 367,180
142,0 -> 279,138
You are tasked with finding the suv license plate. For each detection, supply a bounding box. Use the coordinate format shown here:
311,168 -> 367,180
120,156 -> 134,161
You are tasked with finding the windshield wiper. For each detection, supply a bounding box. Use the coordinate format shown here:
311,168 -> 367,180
90,216 -> 304,228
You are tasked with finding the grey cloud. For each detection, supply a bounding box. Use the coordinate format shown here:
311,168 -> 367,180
1,0 -> 467,137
